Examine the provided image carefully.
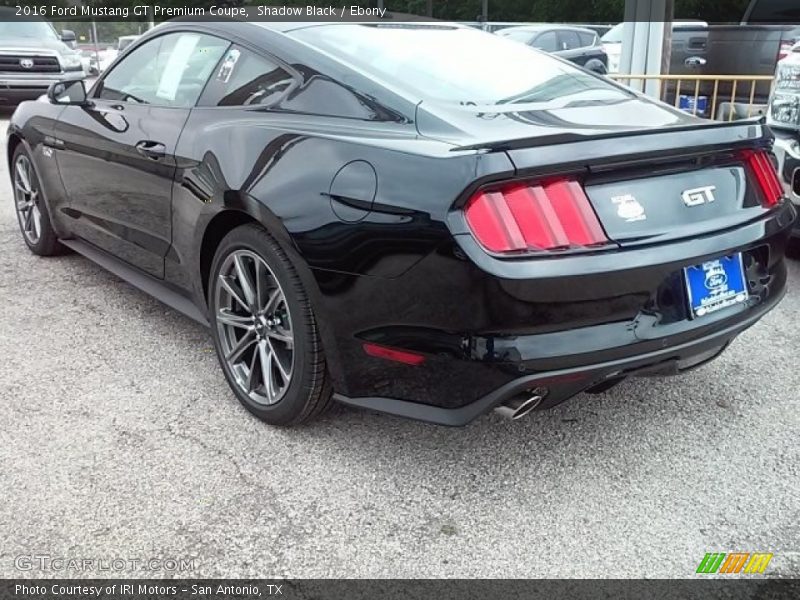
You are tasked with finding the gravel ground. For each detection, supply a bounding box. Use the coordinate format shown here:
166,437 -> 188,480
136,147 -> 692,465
0,114 -> 798,579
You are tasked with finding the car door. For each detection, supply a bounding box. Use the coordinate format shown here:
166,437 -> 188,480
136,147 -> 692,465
556,30 -> 585,64
54,31 -> 229,277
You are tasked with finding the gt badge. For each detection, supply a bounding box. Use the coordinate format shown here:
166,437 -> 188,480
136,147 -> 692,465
682,185 -> 716,207
611,194 -> 646,222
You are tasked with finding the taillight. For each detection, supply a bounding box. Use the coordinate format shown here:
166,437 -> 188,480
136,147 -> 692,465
464,178 -> 609,254
778,41 -> 793,62
740,149 -> 784,207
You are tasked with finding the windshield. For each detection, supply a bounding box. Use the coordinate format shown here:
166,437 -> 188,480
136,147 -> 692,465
290,25 -> 632,106
0,21 -> 58,40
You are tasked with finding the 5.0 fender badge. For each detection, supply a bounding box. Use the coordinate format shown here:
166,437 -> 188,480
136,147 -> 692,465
611,194 -> 646,222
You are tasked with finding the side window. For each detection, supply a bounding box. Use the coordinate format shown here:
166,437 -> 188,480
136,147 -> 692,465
578,32 -> 596,47
198,46 -> 295,107
532,31 -> 558,52
97,33 -> 229,107
557,31 -> 582,51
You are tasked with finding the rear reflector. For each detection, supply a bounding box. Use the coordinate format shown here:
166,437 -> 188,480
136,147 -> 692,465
363,343 -> 426,366
465,179 -> 608,253
741,150 -> 784,207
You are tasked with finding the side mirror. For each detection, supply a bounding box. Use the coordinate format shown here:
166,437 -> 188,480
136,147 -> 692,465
47,79 -> 90,106
61,29 -> 77,46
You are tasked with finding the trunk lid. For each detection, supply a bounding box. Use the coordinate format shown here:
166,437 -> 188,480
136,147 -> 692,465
584,161 -> 763,246
450,115 -> 778,252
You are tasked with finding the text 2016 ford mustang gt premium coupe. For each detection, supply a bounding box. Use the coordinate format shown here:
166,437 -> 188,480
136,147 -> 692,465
8,22 -> 796,426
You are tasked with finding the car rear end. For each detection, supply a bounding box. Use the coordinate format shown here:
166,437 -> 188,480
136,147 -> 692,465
408,120 -> 788,420
287,23 -> 795,424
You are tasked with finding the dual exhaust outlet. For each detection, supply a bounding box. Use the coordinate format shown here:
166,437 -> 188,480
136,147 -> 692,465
494,387 -> 548,420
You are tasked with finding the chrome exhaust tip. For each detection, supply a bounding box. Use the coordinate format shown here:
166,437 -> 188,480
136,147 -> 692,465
494,388 -> 547,420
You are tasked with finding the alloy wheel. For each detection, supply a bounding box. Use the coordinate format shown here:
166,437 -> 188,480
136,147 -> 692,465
215,250 -> 295,405
13,154 -> 42,245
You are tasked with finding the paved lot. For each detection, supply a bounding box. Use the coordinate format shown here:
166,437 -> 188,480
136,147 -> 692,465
0,114 -> 798,579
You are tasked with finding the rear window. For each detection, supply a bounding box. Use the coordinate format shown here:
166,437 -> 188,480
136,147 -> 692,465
290,25 -> 632,106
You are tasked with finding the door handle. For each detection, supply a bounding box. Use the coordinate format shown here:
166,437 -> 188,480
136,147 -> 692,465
135,140 -> 166,160
684,56 -> 707,68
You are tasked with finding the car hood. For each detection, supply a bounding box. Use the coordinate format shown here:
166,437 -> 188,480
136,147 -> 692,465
416,89 -> 701,149
0,37 -> 70,55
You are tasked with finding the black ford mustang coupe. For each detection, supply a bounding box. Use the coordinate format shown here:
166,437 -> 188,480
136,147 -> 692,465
7,21 -> 796,426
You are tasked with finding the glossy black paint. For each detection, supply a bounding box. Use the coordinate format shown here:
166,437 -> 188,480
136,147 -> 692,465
7,21 -> 796,424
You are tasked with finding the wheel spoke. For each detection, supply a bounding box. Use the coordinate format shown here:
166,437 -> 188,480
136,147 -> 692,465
266,328 -> 293,348
220,276 -> 249,311
233,254 -> 256,310
258,341 -> 276,402
32,205 -> 42,238
15,160 -> 31,193
217,309 -> 253,330
245,348 -> 259,393
264,289 -> 282,315
226,330 -> 256,362
255,259 -> 267,312
267,339 -> 291,383
22,205 -> 33,231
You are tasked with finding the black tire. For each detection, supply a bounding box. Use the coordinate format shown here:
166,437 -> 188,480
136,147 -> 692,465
11,145 -> 66,256
208,223 -> 333,425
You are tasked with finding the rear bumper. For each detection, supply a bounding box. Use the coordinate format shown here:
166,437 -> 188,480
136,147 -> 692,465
334,289 -> 783,426
324,201 -> 794,424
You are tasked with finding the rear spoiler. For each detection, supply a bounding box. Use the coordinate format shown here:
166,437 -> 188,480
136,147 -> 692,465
449,117 -> 769,152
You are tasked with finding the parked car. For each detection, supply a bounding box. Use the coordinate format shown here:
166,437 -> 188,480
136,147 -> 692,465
79,49 -> 99,76
7,22 -> 795,426
601,21 -> 708,75
768,42 -> 800,240
0,9 -> 84,105
116,35 -> 141,53
498,25 -> 608,73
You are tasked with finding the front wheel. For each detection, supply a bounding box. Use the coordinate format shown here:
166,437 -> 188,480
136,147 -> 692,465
209,223 -> 333,425
11,145 -> 65,256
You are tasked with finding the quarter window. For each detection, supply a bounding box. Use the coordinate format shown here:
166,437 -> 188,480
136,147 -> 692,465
198,46 -> 295,107
578,32 -> 597,47
97,32 -> 229,107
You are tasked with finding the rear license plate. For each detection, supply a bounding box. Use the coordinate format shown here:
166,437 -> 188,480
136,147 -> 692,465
683,254 -> 748,318
679,94 -> 708,115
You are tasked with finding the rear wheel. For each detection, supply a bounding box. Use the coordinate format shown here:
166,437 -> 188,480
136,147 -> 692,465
12,145 -> 65,256
209,224 -> 333,425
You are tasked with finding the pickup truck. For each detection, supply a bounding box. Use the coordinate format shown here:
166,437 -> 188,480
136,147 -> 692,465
664,0 -> 799,118
0,10 -> 85,105
768,42 -> 800,237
